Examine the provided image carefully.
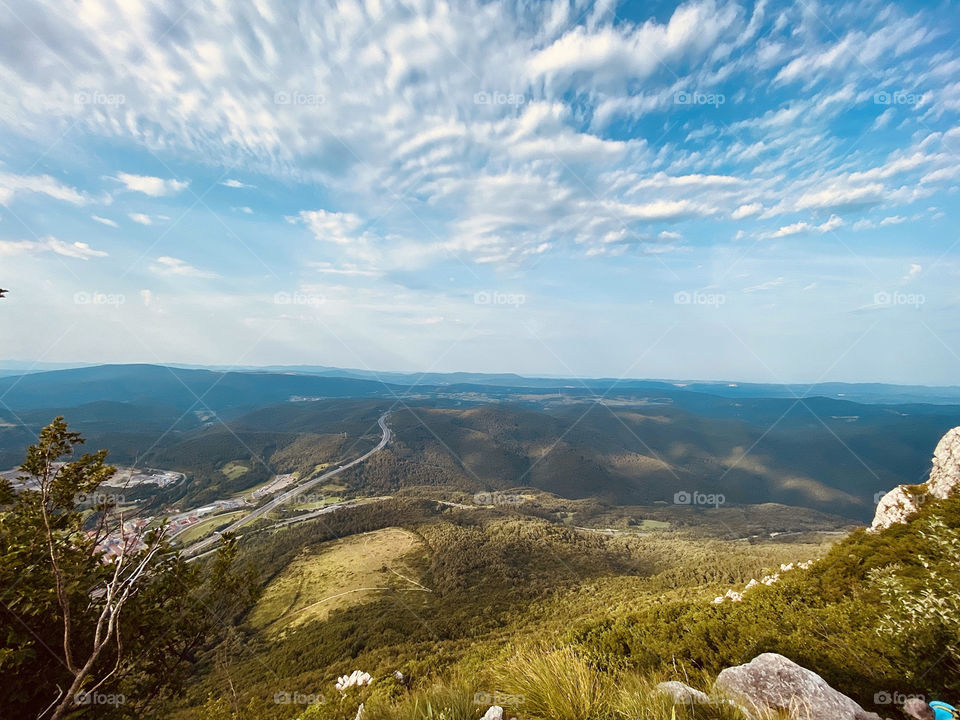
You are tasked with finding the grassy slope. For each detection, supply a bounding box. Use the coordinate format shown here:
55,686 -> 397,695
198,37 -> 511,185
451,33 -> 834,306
172,499 -> 838,719
249,527 -> 428,632
177,494 -> 960,720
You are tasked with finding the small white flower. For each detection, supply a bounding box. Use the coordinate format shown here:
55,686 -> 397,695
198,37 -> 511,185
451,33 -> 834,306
336,670 -> 373,692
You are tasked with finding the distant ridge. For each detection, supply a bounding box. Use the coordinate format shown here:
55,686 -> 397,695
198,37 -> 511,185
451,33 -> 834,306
4,362 -> 960,405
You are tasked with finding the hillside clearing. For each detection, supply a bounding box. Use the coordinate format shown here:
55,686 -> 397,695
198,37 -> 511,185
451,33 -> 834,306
248,526 -> 428,633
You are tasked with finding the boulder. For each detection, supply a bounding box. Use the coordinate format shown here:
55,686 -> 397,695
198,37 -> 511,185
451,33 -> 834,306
871,426 -> 960,531
872,486 -> 924,531
903,699 -> 935,720
479,706 -> 503,720
712,653 -> 884,720
655,681 -> 711,706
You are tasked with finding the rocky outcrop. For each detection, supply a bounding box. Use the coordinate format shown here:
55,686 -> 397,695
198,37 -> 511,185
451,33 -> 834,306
871,427 -> 960,531
872,485 -> 926,531
712,653 -> 884,720
654,681 -> 711,706
928,426 -> 960,498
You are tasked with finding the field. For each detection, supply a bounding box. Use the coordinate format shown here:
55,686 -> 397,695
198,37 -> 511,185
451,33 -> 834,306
248,527 -> 429,633
220,460 -> 250,480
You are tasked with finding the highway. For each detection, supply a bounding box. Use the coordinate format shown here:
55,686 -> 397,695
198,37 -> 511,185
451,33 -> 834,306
181,412 -> 391,556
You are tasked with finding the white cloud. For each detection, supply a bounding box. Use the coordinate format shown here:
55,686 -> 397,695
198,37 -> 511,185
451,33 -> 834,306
853,214 -> 908,231
290,210 -> 366,244
129,213 -> 153,225
793,184 -> 885,212
0,236 -> 107,259
605,199 -> 710,221
732,202 -> 762,219
765,214 -> 844,238
0,172 -> 86,206
0,0 -> 954,282
149,256 -> 218,279
903,263 -> 922,282
115,172 -> 189,197
91,215 -> 118,228
527,0 -> 739,89
744,277 -> 785,292
767,221 -> 811,238
872,108 -> 894,130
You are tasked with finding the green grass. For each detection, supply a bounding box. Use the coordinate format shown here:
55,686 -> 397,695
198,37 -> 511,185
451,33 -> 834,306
493,646 -> 613,720
220,460 -> 250,480
168,499 -> 850,720
289,495 -> 342,510
248,527 -> 427,632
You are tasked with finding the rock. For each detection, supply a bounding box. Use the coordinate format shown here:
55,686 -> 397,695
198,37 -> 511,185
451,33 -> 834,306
903,699 -> 935,720
871,426 -> 960,531
480,706 -> 503,720
928,427 -> 960,499
872,486 -> 924,531
713,653 -> 884,720
655,681 -> 711,706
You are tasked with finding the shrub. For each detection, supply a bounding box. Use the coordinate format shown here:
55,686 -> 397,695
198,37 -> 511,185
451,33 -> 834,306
493,646 -> 613,720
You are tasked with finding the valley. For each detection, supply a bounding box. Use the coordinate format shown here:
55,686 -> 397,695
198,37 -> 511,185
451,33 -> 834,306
1,364 -> 958,720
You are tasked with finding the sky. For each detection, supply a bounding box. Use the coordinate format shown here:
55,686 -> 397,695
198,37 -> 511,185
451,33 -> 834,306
0,0 -> 959,385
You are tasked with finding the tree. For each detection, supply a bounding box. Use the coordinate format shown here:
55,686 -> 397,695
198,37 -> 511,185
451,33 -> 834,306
0,417 -> 258,719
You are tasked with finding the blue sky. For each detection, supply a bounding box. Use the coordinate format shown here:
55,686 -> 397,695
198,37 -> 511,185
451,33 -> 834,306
0,0 -> 959,384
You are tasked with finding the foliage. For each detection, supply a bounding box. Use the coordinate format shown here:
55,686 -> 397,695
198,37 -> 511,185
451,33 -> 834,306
0,418 -> 258,719
872,515 -> 960,682
573,495 -> 960,712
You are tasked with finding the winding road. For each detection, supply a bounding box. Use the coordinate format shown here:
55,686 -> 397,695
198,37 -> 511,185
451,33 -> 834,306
181,412 -> 391,556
